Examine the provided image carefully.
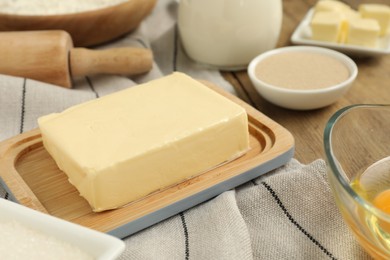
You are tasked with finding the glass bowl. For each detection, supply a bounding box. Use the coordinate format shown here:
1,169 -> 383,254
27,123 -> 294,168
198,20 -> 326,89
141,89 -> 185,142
324,104 -> 390,259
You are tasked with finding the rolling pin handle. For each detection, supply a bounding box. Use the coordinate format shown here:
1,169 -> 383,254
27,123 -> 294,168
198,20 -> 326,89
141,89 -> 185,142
69,47 -> 153,78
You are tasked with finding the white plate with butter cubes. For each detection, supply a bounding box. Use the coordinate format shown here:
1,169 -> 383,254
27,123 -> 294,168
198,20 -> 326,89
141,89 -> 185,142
291,8 -> 390,57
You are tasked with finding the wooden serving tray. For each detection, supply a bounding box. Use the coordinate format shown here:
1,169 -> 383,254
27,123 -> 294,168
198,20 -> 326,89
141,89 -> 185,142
0,82 -> 294,238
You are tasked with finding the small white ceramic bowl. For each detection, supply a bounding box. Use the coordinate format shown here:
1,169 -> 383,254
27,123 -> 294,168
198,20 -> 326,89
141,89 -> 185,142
248,46 -> 358,110
0,198 -> 125,259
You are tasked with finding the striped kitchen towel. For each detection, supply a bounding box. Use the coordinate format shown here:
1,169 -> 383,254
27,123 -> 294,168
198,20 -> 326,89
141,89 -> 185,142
118,159 -> 370,260
0,0 -> 371,259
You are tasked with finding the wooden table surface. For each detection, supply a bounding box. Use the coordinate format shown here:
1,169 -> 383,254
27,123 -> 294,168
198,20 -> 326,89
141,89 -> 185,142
222,0 -> 390,164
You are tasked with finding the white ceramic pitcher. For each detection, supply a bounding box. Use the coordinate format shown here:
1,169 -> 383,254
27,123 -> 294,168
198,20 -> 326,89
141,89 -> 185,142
178,0 -> 283,70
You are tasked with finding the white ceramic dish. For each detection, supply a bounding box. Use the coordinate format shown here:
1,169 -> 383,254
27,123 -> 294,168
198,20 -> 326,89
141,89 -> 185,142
291,8 -> 390,57
0,198 -> 125,259
248,46 -> 358,110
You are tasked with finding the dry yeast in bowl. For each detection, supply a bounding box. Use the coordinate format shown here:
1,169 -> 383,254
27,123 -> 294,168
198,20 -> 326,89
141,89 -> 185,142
248,46 -> 358,110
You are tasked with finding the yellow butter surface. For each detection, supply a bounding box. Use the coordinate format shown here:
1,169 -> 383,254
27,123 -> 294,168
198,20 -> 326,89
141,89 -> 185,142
314,0 -> 351,13
38,72 -> 249,212
311,11 -> 344,42
359,4 -> 390,36
346,18 -> 380,47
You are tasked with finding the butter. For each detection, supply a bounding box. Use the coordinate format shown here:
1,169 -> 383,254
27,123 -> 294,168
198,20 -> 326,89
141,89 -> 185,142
38,72 -> 249,212
359,4 -> 390,36
339,9 -> 361,43
310,1 -> 389,47
341,8 -> 361,22
310,11 -> 344,42
346,17 -> 380,47
314,0 -> 351,13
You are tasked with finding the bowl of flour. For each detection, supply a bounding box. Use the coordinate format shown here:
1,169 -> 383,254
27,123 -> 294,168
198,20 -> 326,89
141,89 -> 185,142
0,0 -> 156,46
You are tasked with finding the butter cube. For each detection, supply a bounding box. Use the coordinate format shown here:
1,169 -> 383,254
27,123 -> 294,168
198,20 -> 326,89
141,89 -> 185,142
346,18 -> 380,47
38,72 -> 249,212
311,11 -> 344,42
339,9 -> 361,43
312,1 -> 362,43
359,4 -> 390,36
342,8 -> 361,21
315,0 -> 351,13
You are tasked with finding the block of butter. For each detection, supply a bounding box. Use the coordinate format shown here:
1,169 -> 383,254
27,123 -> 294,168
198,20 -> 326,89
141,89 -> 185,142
346,17 -> 380,47
359,4 -> 390,36
38,72 -> 249,212
311,11 -> 344,42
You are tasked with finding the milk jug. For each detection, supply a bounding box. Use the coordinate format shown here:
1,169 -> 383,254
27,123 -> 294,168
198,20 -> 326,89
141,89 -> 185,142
178,0 -> 283,70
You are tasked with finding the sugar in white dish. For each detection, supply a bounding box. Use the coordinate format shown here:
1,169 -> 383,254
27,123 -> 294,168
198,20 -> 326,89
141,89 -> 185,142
0,221 -> 93,260
0,0 -> 129,15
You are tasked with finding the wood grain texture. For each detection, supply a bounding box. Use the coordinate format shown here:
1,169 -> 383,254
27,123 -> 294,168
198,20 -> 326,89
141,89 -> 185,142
70,47 -> 153,78
223,0 -> 390,164
0,0 -> 157,47
0,30 -> 153,88
0,30 -> 73,88
0,81 -> 294,235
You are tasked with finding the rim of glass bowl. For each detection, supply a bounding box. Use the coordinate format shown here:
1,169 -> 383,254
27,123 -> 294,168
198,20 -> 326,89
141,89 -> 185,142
324,104 -> 390,221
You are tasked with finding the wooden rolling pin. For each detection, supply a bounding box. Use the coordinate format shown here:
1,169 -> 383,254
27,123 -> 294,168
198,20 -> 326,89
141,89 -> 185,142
0,30 -> 153,88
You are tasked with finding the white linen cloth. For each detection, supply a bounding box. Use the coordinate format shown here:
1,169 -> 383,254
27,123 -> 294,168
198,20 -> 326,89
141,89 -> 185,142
0,0 -> 371,259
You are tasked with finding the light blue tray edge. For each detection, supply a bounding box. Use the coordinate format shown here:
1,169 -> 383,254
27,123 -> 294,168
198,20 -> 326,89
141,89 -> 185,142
109,146 -> 295,239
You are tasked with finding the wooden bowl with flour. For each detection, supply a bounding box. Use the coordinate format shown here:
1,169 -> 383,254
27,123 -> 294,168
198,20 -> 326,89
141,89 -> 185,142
0,0 -> 157,47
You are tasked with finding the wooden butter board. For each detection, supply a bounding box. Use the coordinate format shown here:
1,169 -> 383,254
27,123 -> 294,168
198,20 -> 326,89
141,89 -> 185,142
0,81 -> 294,239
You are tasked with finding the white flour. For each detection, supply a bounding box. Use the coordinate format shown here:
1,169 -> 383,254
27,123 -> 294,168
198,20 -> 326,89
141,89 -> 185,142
0,0 -> 129,15
0,221 -> 93,260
